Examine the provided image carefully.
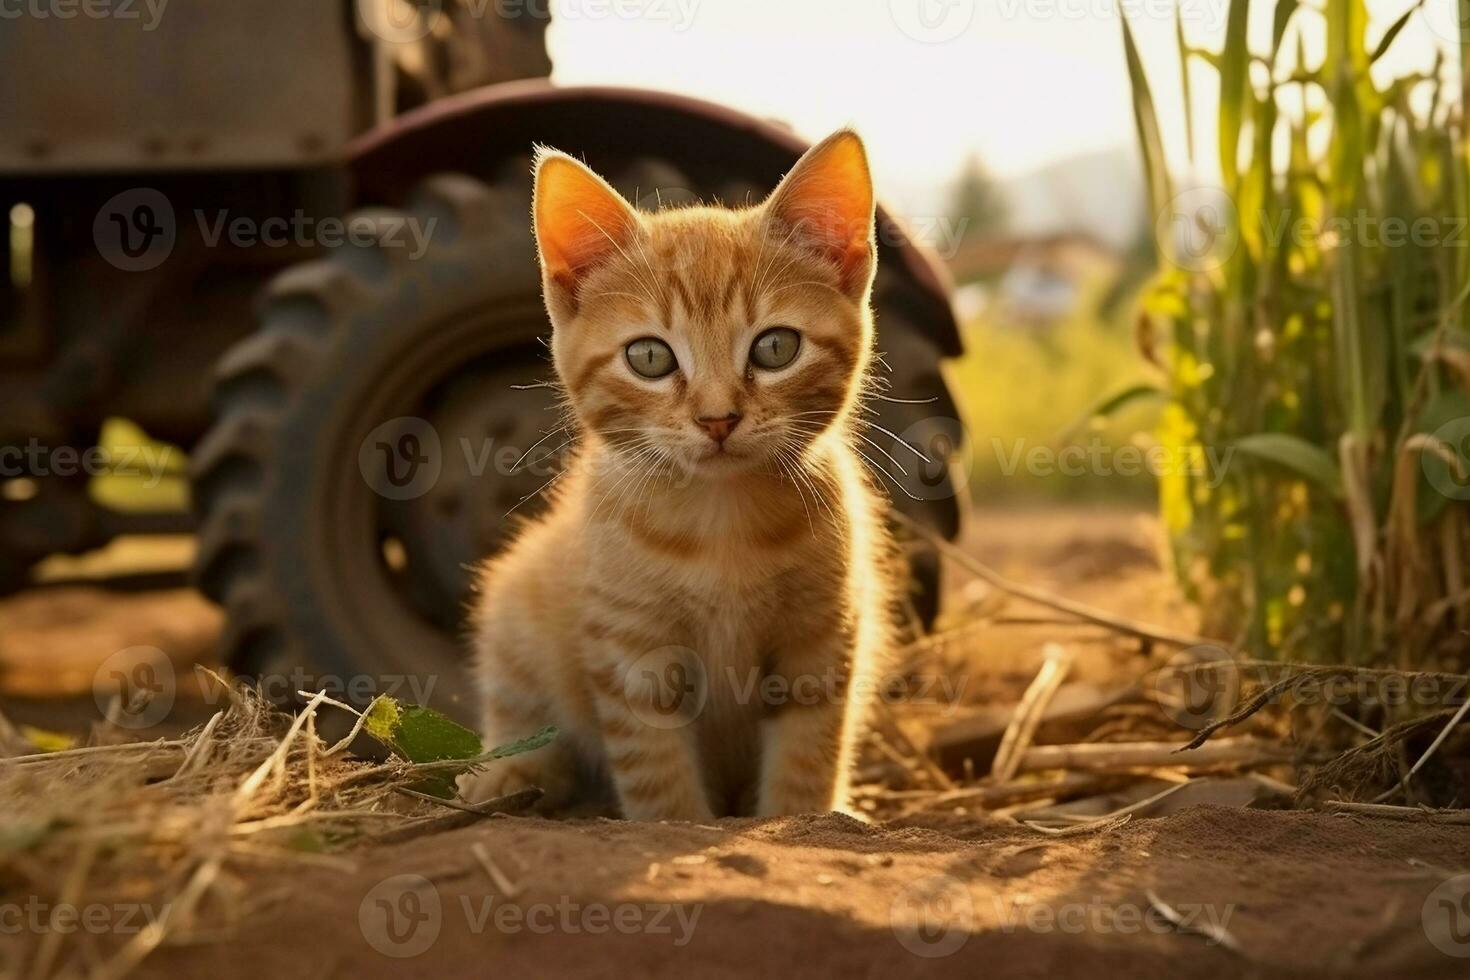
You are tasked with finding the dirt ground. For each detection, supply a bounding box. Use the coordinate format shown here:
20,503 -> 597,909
4,506 -> 1470,977
130,807 -> 1470,979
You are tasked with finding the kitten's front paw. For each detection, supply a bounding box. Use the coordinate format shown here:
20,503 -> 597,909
754,789 -> 842,819
456,765 -> 520,804
620,798 -> 716,823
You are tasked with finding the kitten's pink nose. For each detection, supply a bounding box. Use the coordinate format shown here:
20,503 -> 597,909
695,413 -> 742,445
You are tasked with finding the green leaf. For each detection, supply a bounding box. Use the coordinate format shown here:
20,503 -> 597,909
1188,48 -> 1224,72
485,726 -> 558,761
1176,8 -> 1196,167
1121,12 -> 1174,228
1414,390 -> 1470,522
363,696 -> 403,745
1272,0 -> 1300,56
363,695 -> 485,798
439,726 -> 559,801
1327,0 -> 1370,76
1370,3 -> 1418,64
1459,0 -> 1470,90
1231,434 -> 1346,499
1219,0 -> 1253,197
390,705 -> 484,768
1052,383 -> 1164,444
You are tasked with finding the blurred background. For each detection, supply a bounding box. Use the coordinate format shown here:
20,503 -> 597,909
542,0 -> 1444,503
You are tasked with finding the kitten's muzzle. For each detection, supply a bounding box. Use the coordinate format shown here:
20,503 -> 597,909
695,413 -> 742,446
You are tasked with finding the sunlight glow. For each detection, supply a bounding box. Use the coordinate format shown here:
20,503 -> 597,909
548,0 -> 1456,225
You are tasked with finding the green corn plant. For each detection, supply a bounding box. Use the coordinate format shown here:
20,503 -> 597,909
1120,0 -> 1470,673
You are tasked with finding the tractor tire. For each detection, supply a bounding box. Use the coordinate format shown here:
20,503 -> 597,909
0,554 -> 33,595
193,167 -> 962,721
0,450 -> 99,596
192,172 -> 555,720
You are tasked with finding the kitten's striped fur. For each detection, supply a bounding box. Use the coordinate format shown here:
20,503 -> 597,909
459,131 -> 898,820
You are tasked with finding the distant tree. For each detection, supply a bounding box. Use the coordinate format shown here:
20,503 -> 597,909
948,153 -> 1009,241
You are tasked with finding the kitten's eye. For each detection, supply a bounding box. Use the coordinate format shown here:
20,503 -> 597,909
750,327 -> 801,370
625,338 -> 677,379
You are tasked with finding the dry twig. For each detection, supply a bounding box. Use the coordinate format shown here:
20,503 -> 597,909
1018,737 -> 1294,773
992,644 -> 1075,782
891,509 -> 1219,649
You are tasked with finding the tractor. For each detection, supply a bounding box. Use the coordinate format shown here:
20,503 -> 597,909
0,1 -> 965,720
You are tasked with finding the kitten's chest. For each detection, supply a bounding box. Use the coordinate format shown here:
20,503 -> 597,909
587,482 -> 843,666
593,483 -> 822,585
606,553 -> 787,686
693,586 -> 777,672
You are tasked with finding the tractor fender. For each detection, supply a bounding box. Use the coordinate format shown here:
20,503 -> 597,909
345,81 -> 961,357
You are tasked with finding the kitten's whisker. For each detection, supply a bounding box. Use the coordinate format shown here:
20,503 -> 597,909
575,209 -> 664,308
852,448 -> 924,502
515,438 -> 576,474
766,279 -> 843,297
750,217 -> 803,304
755,249 -> 809,298
588,470 -> 648,527
585,290 -> 656,306
504,470 -> 565,517
772,448 -> 815,534
850,431 -> 910,477
585,445 -> 663,526
746,218 -> 772,311
793,411 -> 932,471
777,439 -> 839,531
637,460 -> 669,517
782,463 -> 826,535
509,425 -> 571,472
853,418 -> 932,463
628,446 -> 672,524
627,231 -> 669,309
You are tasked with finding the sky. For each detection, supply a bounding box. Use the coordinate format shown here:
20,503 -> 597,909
546,0 -> 1457,219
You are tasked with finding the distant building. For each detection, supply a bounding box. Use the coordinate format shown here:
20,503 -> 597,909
947,233 -> 1123,325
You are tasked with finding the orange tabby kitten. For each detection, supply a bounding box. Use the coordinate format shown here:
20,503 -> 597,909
459,130 -> 896,820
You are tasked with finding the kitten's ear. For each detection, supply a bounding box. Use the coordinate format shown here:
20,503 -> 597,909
533,148 -> 640,313
764,130 -> 876,299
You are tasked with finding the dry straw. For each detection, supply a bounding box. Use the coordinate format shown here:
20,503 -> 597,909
0,677 -> 520,979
